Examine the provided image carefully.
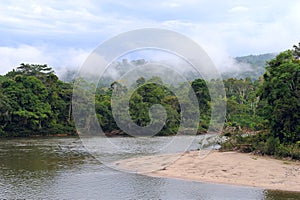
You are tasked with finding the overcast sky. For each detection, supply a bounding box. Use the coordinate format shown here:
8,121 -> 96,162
1,0 -> 300,75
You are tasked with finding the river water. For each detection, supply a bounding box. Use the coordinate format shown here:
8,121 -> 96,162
0,137 -> 299,199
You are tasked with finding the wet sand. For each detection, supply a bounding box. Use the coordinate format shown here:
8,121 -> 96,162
116,150 -> 300,192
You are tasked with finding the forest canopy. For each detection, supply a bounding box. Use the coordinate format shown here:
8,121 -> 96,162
0,44 -> 299,158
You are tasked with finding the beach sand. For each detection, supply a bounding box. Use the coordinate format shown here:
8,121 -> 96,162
115,150 -> 300,192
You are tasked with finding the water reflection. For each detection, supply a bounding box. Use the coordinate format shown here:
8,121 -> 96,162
0,137 -> 94,198
0,137 -> 91,172
264,190 -> 300,200
0,137 -> 299,199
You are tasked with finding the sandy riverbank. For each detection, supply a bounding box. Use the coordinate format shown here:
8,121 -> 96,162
115,150 -> 300,192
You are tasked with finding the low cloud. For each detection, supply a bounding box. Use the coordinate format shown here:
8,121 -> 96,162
0,44 -> 90,77
1,1 -> 300,79
202,44 -> 251,74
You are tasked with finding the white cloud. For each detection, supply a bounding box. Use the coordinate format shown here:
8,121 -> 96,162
162,2 -> 181,8
0,45 -> 49,74
228,6 -> 249,13
0,0 -> 299,76
0,44 -> 90,76
201,44 -> 251,74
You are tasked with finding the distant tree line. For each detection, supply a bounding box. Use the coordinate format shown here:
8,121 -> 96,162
0,44 -> 299,159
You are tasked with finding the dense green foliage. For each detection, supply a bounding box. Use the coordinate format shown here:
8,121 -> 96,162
260,49 -> 300,143
0,64 -> 75,137
221,44 -> 300,159
224,77 -> 264,130
0,44 -> 299,160
94,77 -> 210,136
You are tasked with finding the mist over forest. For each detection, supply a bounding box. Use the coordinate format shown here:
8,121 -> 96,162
60,53 -> 276,83
1,44 -> 299,159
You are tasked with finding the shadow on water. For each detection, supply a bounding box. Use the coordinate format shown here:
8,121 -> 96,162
264,190 -> 300,200
0,137 -> 93,172
0,137 -> 300,199
0,137 -> 96,193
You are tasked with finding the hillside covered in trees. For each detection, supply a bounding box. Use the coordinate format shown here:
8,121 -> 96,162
222,53 -> 276,80
0,44 -> 299,159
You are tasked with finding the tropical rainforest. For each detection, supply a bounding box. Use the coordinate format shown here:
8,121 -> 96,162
0,44 -> 299,159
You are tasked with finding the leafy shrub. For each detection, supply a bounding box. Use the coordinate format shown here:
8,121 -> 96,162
264,137 -> 280,155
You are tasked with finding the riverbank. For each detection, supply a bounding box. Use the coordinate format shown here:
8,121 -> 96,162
116,150 -> 300,192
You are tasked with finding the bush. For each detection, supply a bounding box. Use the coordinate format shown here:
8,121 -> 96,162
264,137 -> 280,155
220,132 -> 300,160
0,128 -> 8,137
275,144 -> 290,157
289,145 -> 300,160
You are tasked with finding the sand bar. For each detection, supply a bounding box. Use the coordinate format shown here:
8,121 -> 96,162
116,150 -> 300,192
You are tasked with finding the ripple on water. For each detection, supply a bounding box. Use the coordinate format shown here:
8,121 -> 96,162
0,137 -> 299,199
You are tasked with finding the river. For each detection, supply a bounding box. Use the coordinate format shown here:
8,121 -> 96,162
0,137 -> 299,199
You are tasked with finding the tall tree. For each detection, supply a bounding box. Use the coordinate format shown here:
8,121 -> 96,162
259,47 -> 300,143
